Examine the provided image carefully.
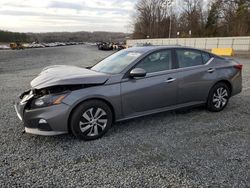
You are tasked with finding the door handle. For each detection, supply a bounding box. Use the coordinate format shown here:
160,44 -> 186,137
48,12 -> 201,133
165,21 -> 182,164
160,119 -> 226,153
165,78 -> 176,83
207,68 -> 215,73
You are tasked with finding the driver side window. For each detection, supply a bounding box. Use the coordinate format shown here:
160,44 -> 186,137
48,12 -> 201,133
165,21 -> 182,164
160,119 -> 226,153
136,50 -> 172,73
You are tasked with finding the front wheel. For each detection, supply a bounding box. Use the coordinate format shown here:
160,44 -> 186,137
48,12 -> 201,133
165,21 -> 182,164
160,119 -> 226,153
70,100 -> 113,140
207,83 -> 230,112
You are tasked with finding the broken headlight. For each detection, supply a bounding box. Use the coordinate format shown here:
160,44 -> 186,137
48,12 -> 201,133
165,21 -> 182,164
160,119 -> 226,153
30,93 -> 69,109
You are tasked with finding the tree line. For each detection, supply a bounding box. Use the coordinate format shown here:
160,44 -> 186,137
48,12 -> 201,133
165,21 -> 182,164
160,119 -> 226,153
0,30 -> 30,42
0,30 -> 129,43
132,0 -> 250,39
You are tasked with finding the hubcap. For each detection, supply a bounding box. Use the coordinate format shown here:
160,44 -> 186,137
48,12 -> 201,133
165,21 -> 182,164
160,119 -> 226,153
212,87 -> 228,109
79,107 -> 108,136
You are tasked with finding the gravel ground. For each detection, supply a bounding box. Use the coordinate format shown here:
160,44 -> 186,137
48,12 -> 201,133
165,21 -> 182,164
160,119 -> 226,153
0,45 -> 250,187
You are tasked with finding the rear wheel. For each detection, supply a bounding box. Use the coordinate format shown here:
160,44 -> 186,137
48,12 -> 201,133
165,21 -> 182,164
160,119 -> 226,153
207,83 -> 230,112
70,100 -> 113,140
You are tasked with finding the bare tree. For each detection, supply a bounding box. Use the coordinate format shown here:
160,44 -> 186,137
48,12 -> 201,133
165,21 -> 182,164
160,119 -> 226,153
132,0 -> 250,39
178,0 -> 206,37
132,0 -> 172,39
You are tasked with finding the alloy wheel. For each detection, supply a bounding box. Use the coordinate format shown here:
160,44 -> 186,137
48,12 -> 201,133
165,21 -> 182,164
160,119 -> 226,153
212,87 -> 228,109
79,107 -> 108,136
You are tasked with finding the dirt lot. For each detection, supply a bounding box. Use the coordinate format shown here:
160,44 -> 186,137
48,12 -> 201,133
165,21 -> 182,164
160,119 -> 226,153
0,45 -> 250,187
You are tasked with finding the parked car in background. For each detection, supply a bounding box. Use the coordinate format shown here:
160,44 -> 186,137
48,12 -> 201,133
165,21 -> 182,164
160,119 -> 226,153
10,42 -> 24,50
0,44 -> 10,49
97,42 -> 113,50
15,46 -> 242,140
132,42 -> 152,48
113,42 -> 126,50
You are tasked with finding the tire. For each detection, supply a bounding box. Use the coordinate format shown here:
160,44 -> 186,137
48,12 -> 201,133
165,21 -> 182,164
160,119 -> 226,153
70,100 -> 113,140
207,82 -> 230,112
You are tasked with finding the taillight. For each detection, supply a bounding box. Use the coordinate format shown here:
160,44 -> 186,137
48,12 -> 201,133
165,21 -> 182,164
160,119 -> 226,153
234,64 -> 243,70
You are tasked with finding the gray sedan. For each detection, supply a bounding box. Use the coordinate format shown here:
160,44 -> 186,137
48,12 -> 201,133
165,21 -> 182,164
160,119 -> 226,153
15,46 -> 243,140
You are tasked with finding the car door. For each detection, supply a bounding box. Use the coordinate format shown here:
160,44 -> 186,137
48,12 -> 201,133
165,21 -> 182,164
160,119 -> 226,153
121,49 -> 178,117
175,48 -> 215,104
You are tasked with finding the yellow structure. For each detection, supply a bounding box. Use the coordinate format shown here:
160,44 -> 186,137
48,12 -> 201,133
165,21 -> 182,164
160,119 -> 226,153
211,48 -> 234,56
10,42 -> 24,50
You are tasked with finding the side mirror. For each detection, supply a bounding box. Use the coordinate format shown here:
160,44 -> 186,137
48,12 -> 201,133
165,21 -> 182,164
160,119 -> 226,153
130,68 -> 147,78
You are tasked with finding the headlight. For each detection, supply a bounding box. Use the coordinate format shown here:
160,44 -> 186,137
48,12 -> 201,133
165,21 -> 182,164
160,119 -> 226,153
34,98 -> 45,106
31,93 -> 69,109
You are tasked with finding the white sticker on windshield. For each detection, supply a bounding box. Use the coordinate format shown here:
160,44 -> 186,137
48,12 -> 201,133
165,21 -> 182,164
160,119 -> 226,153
127,52 -> 141,57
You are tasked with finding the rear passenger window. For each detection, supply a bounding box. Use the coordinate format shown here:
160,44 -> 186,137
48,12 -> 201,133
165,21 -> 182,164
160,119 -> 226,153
176,49 -> 203,68
202,52 -> 211,63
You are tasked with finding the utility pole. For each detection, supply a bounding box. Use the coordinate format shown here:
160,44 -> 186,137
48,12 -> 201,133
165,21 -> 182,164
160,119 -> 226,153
162,0 -> 175,38
169,5 -> 172,39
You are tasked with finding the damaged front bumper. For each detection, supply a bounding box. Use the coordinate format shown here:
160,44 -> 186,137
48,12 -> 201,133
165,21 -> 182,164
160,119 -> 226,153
14,90 -> 69,136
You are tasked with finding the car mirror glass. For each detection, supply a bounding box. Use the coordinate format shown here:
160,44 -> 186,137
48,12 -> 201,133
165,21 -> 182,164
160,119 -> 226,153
130,68 -> 147,78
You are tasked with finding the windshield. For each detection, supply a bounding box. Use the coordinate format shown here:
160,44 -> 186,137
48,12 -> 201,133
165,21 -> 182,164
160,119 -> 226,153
91,50 -> 142,74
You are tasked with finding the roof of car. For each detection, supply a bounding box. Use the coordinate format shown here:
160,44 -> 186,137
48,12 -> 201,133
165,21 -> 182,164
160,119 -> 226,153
124,45 -> 223,60
126,45 -> 204,53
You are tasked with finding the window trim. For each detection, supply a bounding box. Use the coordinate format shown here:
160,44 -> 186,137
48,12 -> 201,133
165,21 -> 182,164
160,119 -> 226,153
201,52 -> 212,64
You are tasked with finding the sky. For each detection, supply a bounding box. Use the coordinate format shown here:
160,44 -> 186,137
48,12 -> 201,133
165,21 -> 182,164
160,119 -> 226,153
0,0 -> 136,33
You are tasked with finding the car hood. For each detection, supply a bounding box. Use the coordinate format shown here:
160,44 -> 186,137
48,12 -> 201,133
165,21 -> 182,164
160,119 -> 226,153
30,65 -> 110,89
